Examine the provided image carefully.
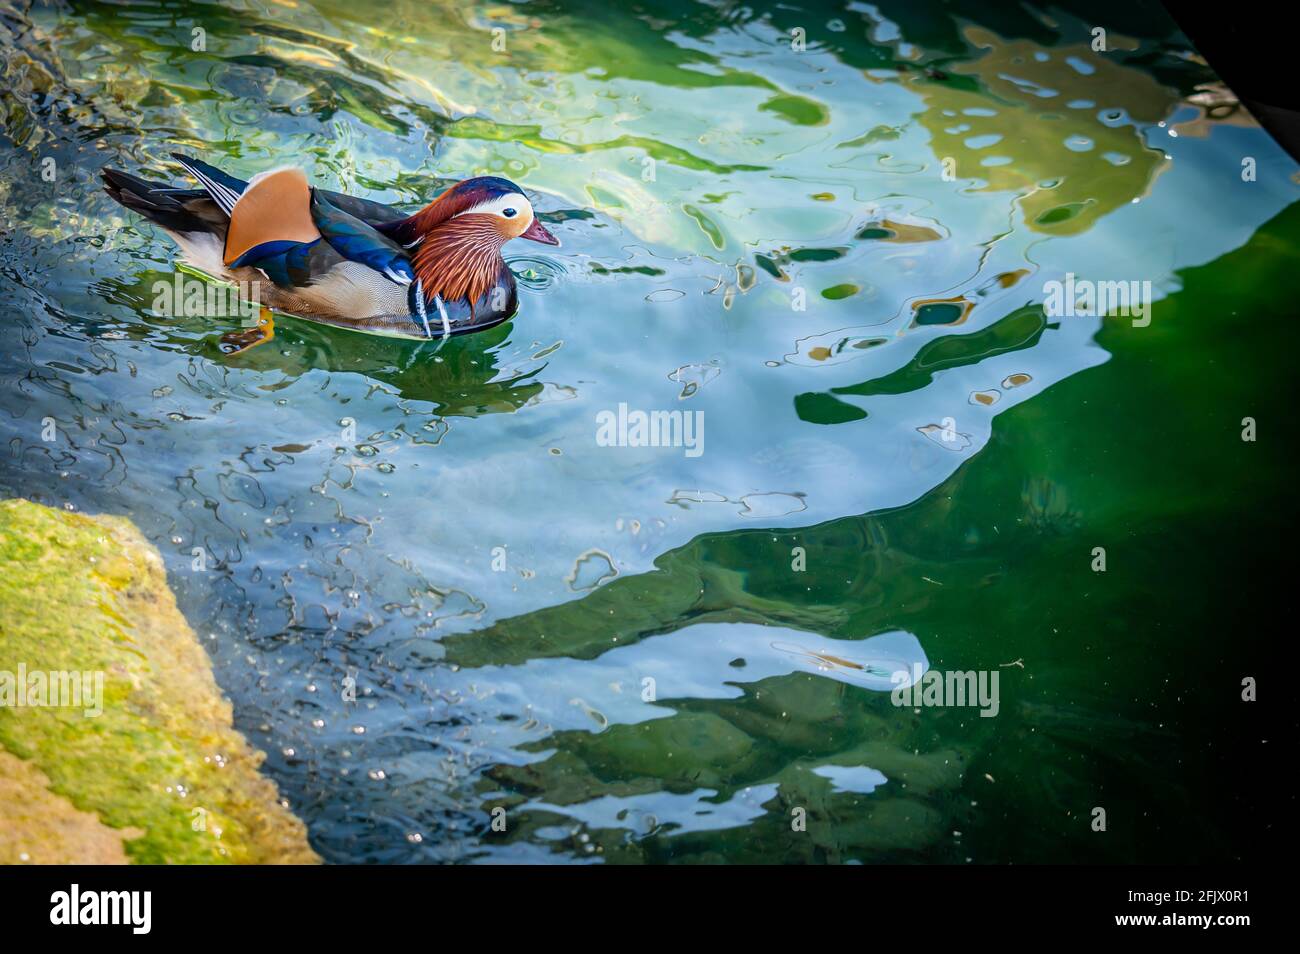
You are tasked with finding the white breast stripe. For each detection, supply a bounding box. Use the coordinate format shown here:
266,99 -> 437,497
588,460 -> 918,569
413,278 -> 432,338
433,294 -> 451,338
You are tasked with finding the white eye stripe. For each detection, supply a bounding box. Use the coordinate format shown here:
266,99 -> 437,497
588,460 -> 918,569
453,193 -> 533,221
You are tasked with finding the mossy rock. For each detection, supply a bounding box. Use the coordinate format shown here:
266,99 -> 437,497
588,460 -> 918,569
0,498 -> 318,864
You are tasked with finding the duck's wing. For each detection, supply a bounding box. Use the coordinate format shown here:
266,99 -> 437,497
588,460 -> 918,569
214,165 -> 415,290
171,153 -> 407,227
309,190 -> 414,286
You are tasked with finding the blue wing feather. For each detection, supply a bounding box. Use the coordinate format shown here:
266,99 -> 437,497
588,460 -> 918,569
310,190 -> 414,284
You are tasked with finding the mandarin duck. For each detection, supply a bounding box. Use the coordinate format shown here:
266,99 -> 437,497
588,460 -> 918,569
101,154 -> 559,339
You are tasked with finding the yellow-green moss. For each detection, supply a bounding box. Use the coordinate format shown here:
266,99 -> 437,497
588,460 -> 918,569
0,499 -> 318,864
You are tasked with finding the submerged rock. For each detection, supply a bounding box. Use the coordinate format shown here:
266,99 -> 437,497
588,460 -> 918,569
0,498 -> 318,864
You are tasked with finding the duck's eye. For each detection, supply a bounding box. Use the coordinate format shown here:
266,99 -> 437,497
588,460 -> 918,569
502,207 -> 518,218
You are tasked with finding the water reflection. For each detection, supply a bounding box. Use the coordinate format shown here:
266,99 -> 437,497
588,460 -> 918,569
92,272 -> 548,414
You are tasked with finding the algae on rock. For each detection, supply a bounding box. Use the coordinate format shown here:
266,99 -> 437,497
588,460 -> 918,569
0,498 -> 318,864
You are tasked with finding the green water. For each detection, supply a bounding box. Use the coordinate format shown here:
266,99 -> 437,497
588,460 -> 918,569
0,0 -> 1293,862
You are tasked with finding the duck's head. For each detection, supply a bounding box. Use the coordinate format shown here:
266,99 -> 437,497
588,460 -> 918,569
392,176 -> 560,309
436,176 -> 559,246
387,175 -> 558,249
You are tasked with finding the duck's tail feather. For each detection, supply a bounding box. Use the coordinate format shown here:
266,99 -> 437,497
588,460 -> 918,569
101,167 -> 229,237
